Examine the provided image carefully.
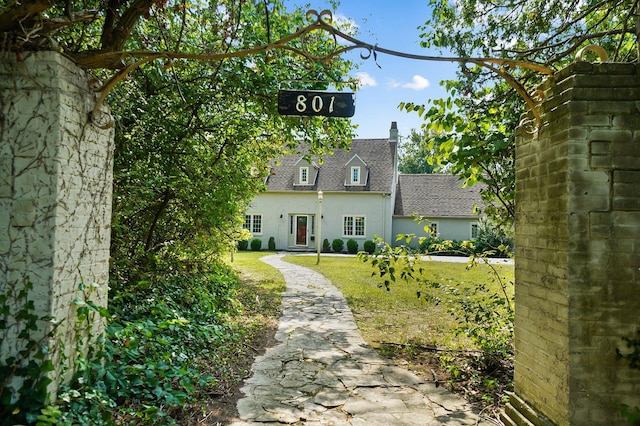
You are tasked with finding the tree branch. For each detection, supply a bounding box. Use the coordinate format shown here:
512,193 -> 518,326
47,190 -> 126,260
547,29 -> 633,64
0,0 -> 56,32
101,0 -> 155,53
40,10 -> 100,34
100,0 -> 120,49
144,188 -> 173,254
536,0 -> 621,49
501,28 -> 632,59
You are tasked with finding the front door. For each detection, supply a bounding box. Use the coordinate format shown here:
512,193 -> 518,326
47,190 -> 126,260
295,215 -> 308,246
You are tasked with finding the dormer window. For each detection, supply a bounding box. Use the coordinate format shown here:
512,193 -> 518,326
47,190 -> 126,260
300,166 -> 309,185
293,157 -> 319,187
351,166 -> 360,184
345,154 -> 367,187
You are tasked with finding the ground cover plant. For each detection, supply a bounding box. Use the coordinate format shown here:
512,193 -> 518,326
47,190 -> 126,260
4,250 -> 511,423
285,253 -> 514,415
1,254 -> 284,425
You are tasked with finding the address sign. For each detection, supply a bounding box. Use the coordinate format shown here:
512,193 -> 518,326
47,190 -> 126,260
278,90 -> 355,118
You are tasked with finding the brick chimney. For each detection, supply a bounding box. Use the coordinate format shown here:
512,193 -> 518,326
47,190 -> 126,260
389,121 -> 399,143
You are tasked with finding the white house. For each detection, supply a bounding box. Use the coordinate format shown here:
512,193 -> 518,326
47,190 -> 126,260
244,122 -> 483,252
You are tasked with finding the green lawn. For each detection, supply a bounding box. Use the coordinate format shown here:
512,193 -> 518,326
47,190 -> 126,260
226,251 -> 286,320
283,254 -> 514,352
230,251 -> 515,407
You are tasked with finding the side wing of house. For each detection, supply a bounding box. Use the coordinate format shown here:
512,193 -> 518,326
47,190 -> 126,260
392,174 -> 483,246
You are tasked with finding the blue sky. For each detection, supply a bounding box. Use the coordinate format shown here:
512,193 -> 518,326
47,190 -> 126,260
290,0 -> 459,140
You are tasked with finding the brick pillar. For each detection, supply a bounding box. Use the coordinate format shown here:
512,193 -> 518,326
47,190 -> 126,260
0,52 -> 114,399
503,62 -> 640,425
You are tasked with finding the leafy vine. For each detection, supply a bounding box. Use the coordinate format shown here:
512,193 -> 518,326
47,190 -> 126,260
617,330 -> 640,424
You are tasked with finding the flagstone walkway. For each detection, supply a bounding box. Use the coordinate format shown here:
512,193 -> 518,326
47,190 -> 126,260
230,253 -> 491,425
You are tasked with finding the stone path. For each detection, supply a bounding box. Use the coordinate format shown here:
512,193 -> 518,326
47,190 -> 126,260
231,254 -> 490,425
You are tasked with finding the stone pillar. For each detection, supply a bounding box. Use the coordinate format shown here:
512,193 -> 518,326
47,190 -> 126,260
504,62 -> 640,425
0,52 -> 114,398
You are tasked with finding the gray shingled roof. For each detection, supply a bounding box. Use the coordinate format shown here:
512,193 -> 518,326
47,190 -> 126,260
266,139 -> 397,193
394,174 -> 483,218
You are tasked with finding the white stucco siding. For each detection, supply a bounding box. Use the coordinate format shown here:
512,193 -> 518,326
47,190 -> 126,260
247,192 -> 320,250
321,192 -> 393,245
247,191 -> 393,251
392,216 -> 479,247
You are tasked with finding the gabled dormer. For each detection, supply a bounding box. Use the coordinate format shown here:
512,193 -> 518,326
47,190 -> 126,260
345,154 -> 368,187
293,157 -> 319,187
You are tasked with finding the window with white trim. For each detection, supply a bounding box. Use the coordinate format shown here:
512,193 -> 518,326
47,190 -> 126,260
243,214 -> 263,234
343,215 -> 366,237
429,222 -> 438,237
471,223 -> 479,239
351,166 -> 360,184
300,167 -> 309,184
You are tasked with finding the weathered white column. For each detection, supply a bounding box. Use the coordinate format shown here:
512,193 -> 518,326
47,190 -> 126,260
503,62 -> 640,425
0,51 -> 114,399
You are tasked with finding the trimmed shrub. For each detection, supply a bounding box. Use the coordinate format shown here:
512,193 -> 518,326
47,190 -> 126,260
237,240 -> 249,251
346,239 -> 358,254
250,238 -> 262,251
322,238 -> 331,253
421,238 -> 474,256
473,223 -> 514,257
363,240 -> 376,254
418,237 -> 438,254
331,238 -> 344,253
268,236 -> 276,251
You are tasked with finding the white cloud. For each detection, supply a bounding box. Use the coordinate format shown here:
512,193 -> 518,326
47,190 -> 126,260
387,79 -> 400,89
401,75 -> 430,90
356,72 -> 377,88
385,75 -> 431,91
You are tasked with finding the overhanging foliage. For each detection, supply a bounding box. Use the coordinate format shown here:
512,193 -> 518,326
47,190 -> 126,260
1,1 -> 357,284
403,0 -> 639,227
